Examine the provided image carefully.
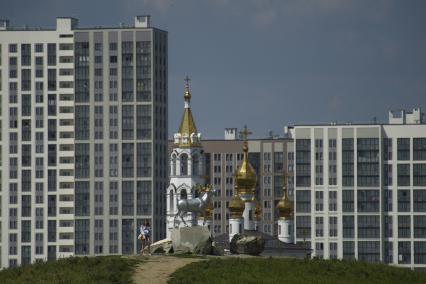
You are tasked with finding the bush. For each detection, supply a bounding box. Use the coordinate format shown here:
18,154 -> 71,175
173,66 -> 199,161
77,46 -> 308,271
0,256 -> 141,284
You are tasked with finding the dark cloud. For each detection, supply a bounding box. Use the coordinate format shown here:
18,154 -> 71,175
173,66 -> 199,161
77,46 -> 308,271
2,0 -> 425,138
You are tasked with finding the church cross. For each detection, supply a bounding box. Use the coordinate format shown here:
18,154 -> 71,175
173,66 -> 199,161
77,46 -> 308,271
240,125 -> 252,142
184,75 -> 191,90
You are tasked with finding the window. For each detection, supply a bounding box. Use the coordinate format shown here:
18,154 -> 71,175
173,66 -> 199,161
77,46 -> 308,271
296,139 -> 311,186
21,69 -> 31,91
341,242 -> 355,261
414,190 -> 426,212
358,241 -> 380,263
358,215 -> 380,238
47,43 -> 56,65
397,138 -> 410,160
413,164 -> 426,186
296,216 -> 311,238
35,43 -> 43,52
398,241 -> 411,264
122,105 -> 134,139
357,138 -> 379,186
122,143 -> 134,178
398,164 -> 410,186
296,190 -> 311,213
9,44 -> 17,52
414,138 -> 426,161
414,242 -> 426,264
21,44 -> 31,66
398,190 -> 410,212
122,181 -> 134,215
329,217 -> 337,237
357,190 -> 379,212
75,144 -> 89,178
329,191 -> 337,211
383,138 -> 392,160
343,216 -> 354,238
414,216 -> 426,238
315,191 -> 323,212
398,216 -> 411,238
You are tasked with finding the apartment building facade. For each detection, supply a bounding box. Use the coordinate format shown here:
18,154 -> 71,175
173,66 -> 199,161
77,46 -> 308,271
291,109 -> 426,269
0,16 -> 167,268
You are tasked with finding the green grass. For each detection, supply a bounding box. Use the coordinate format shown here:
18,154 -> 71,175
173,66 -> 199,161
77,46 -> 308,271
169,257 -> 426,284
0,256 -> 142,284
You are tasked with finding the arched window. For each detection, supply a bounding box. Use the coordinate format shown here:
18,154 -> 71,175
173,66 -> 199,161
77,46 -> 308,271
169,190 -> 174,212
192,154 -> 199,176
180,188 -> 187,200
180,154 -> 188,176
171,154 -> 177,176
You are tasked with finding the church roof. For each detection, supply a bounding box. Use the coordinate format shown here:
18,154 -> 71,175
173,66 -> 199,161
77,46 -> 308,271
174,77 -> 201,148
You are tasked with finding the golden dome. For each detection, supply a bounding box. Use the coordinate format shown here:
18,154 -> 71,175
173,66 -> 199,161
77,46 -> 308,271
235,141 -> 257,195
254,200 -> 262,221
229,193 -> 245,219
277,184 -> 293,219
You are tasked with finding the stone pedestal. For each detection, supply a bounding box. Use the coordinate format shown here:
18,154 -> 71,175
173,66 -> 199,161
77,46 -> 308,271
171,226 -> 211,254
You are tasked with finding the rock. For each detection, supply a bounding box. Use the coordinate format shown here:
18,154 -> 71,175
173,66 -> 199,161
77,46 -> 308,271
146,238 -> 173,254
193,237 -> 213,255
211,242 -> 224,256
230,233 -> 265,256
171,226 -> 211,254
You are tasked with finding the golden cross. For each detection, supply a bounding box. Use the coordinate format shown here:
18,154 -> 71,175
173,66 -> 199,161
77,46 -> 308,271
239,125 -> 252,142
184,75 -> 191,90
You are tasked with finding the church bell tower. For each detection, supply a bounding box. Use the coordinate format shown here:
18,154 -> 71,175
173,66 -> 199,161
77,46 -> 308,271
166,77 -> 205,238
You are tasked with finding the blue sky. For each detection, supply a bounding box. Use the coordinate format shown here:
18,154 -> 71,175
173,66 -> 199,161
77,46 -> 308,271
2,0 -> 425,138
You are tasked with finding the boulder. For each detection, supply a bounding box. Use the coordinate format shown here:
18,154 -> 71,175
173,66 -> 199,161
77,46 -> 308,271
230,234 -> 265,256
145,238 -> 173,254
211,241 -> 225,256
193,237 -> 213,255
171,226 -> 211,254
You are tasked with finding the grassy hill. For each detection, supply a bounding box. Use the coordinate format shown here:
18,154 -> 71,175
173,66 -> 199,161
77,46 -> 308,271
0,256 -> 141,284
169,257 -> 426,284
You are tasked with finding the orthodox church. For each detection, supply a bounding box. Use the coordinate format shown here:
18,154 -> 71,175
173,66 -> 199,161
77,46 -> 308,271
166,78 -> 295,246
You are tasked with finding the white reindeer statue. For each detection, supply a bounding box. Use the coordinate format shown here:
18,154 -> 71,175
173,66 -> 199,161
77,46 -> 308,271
174,185 -> 216,227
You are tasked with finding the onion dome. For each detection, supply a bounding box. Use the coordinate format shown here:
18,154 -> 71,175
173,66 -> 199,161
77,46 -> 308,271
229,188 -> 245,219
235,136 -> 257,195
254,200 -> 262,221
277,178 -> 294,220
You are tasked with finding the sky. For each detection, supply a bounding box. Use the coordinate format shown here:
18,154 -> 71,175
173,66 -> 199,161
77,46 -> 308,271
1,0 -> 426,138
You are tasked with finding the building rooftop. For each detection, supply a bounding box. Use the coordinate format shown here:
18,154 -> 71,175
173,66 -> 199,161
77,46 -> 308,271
0,16 -> 167,32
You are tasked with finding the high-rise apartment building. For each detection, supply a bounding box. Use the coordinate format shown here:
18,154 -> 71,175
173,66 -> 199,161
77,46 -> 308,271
291,108 -> 426,269
0,16 -> 168,268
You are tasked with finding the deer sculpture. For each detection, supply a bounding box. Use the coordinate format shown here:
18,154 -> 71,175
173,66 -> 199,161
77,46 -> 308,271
174,185 -> 216,227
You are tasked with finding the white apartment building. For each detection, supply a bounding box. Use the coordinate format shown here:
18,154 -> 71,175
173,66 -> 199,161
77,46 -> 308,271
291,108 -> 426,269
0,16 -> 168,268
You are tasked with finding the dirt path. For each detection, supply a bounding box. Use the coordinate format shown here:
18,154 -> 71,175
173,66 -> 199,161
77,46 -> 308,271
132,255 -> 205,284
